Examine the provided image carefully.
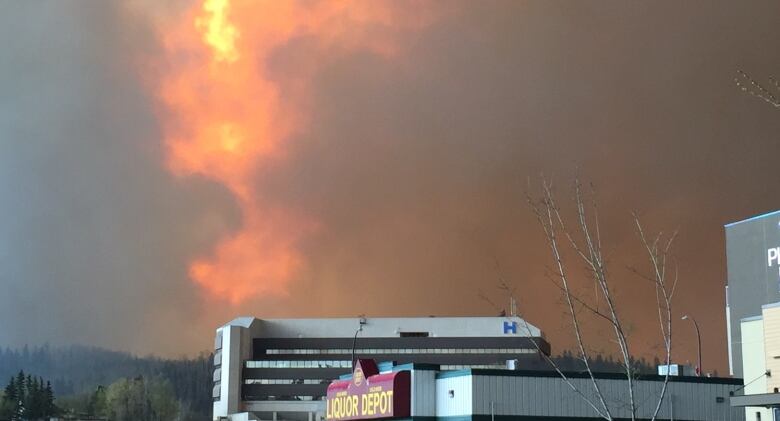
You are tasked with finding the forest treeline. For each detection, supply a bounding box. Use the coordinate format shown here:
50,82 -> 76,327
0,345 -> 212,420
527,349 -> 662,374
0,345 -> 660,393
1,371 -> 56,419
0,344 -> 672,420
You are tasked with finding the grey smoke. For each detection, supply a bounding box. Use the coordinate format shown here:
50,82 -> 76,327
0,0 -> 779,372
0,2 -> 239,355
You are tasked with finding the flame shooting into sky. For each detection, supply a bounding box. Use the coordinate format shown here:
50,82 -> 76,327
159,0 -> 435,304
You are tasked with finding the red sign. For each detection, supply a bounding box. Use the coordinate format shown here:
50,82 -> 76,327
326,359 -> 410,420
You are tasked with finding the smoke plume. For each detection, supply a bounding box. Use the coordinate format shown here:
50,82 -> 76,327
1,1 -> 779,372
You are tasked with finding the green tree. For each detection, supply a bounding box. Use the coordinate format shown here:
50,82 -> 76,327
0,378 -> 16,419
0,371 -> 58,420
45,381 -> 54,415
55,392 -> 92,418
107,377 -> 131,420
11,371 -> 26,420
87,385 -> 107,417
24,374 -> 32,398
25,375 -> 40,419
106,376 -> 178,421
14,370 -> 25,406
3,376 -> 16,404
0,396 -> 12,420
145,377 -> 178,421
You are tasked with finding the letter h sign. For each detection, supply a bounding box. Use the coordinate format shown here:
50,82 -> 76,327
503,321 -> 517,334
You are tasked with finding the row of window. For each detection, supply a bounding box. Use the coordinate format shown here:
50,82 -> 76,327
244,379 -> 328,385
245,360 -> 515,370
440,364 -> 509,370
256,396 -> 321,401
247,360 -> 352,369
264,348 -> 535,355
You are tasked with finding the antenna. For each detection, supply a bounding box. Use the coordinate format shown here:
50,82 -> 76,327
509,296 -> 517,317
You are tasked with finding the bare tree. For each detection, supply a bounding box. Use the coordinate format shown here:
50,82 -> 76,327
485,178 -> 677,421
735,69 -> 780,108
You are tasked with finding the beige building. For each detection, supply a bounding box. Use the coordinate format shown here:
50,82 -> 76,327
731,302 -> 780,420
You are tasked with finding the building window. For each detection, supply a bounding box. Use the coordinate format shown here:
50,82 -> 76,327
400,332 -> 429,337
215,331 -> 223,350
245,360 -> 352,369
259,347 -> 537,356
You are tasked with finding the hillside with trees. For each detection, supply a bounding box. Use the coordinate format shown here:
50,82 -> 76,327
0,346 -> 212,420
0,344 -> 662,420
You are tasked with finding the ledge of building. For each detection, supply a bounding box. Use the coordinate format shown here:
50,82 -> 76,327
730,392 -> 780,407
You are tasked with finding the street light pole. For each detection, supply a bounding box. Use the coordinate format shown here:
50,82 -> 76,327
682,315 -> 702,376
351,316 -> 367,368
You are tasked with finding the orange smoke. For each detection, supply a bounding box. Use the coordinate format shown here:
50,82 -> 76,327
158,0 -> 436,303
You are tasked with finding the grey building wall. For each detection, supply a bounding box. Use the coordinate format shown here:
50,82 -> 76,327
725,210 -> 780,377
437,370 -> 744,421
411,369 -> 436,417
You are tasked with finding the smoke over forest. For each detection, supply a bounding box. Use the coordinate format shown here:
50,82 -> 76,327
1,0 -> 780,376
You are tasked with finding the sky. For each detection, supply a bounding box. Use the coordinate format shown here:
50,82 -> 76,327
0,0 -> 779,373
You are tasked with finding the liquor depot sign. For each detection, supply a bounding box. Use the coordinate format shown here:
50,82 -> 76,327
325,359 -> 410,420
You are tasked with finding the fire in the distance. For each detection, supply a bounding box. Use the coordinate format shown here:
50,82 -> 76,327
158,0 -> 436,303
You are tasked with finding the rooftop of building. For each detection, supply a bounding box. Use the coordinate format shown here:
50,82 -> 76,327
724,209 -> 780,227
222,316 -> 544,339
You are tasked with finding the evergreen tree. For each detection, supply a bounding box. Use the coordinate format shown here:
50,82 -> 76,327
27,376 -> 41,419
13,370 -> 25,420
28,376 -> 36,417
4,376 -> 16,404
25,374 -> 32,398
0,372 -> 61,420
0,377 -> 17,419
14,370 -> 24,405
45,380 -> 55,416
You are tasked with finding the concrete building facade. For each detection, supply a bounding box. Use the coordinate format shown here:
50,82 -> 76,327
212,316 -> 548,421
725,210 -> 780,377
730,302 -> 780,420
738,315 -> 772,421
434,368 -> 742,420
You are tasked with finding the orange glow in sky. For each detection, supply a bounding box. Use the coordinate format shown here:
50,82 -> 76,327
158,0 -> 434,303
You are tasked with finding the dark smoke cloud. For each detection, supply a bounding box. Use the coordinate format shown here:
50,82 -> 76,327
0,2 -> 239,355
259,0 -> 780,372
2,0 -> 780,373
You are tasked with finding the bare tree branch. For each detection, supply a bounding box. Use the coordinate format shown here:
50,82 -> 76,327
634,216 -> 677,421
735,69 -> 780,108
523,177 -> 680,421
514,315 -> 611,420
481,275 -> 611,420
528,180 -> 614,419
571,181 -> 636,420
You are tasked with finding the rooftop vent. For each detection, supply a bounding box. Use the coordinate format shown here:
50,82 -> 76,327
400,332 -> 429,337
